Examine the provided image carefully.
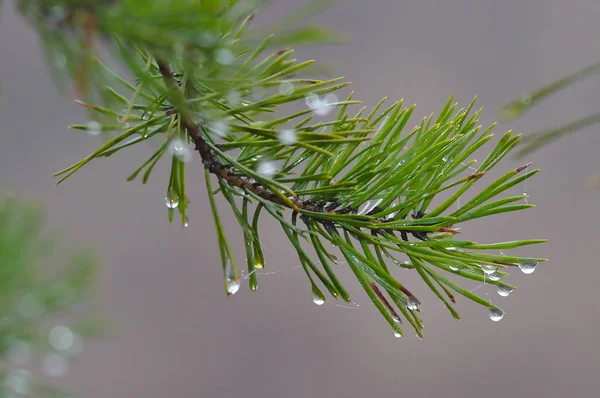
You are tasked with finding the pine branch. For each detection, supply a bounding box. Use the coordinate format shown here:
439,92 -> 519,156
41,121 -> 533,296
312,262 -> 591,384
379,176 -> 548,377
16,0 -> 548,338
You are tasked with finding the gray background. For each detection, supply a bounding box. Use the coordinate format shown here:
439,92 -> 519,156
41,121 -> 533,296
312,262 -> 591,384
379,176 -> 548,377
2,0 -> 600,397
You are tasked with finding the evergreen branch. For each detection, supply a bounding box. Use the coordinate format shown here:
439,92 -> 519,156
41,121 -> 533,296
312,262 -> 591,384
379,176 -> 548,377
18,0 -> 549,338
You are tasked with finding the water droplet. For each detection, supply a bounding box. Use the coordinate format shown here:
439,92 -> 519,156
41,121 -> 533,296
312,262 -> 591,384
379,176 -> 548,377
257,161 -> 277,178
331,254 -> 338,264
449,265 -> 459,271
488,271 -> 501,281
225,261 -> 239,295
169,138 -> 193,162
251,86 -> 267,101
497,285 -> 513,297
311,291 -> 325,305
481,264 -> 498,275
183,216 -> 189,228
208,120 -> 229,138
305,93 -> 319,108
215,48 -> 234,65
278,129 -> 297,146
48,325 -> 74,351
165,189 -> 179,209
488,306 -> 504,322
227,90 -> 241,106
392,315 -> 401,323
278,82 -> 294,96
5,369 -> 31,395
199,32 -> 218,48
16,293 -> 44,319
42,353 -> 69,378
407,297 -> 420,311
520,93 -> 532,105
393,331 -> 402,338
86,121 -> 102,136
254,260 -> 263,269
518,260 -> 537,274
6,340 -> 32,365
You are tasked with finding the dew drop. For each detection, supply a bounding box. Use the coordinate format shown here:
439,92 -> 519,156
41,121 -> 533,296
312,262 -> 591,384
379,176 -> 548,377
169,138 -> 193,162
305,93 -> 320,108
42,353 -> 69,378
330,254 -> 338,264
199,32 -> 218,48
227,90 -> 241,106
48,325 -> 74,351
392,315 -> 401,323
183,216 -> 189,228
497,285 -> 513,297
278,81 -> 295,96
16,293 -> 44,319
208,120 -> 229,138
6,340 -> 32,366
393,331 -> 402,338
488,271 -> 501,281
5,369 -> 31,395
215,48 -> 234,65
481,264 -> 498,275
311,291 -> 325,305
86,121 -> 102,136
407,297 -> 420,311
225,260 -> 239,295
257,161 -> 277,178
278,129 -> 297,146
251,86 -> 267,101
488,306 -> 504,322
449,265 -> 459,271
518,260 -> 537,274
165,189 -> 179,209
254,260 -> 263,270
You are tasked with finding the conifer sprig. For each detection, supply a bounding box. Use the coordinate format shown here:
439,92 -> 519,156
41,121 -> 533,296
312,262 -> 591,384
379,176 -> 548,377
19,0 -> 547,337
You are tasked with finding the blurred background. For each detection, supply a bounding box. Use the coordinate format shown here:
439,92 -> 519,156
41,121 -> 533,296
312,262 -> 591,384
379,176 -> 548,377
1,0 -> 600,397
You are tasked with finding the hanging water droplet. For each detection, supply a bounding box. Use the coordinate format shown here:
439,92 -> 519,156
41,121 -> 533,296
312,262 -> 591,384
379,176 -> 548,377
311,290 -> 325,305
393,331 -> 402,338
183,216 -> 189,228
497,285 -> 513,297
481,264 -> 498,275
48,325 -> 74,351
225,260 -> 239,295
312,93 -> 337,116
488,306 -> 504,322
257,161 -> 277,178
169,138 -> 193,162
208,120 -> 229,138
226,278 -> 240,295
518,260 -> 537,274
407,297 -> 420,311
392,315 -> 401,323
278,81 -> 294,96
278,129 -> 297,146
488,271 -> 501,281
330,254 -> 338,264
6,340 -> 32,366
254,260 -> 263,269
86,121 -> 102,136
215,48 -> 234,65
449,265 -> 459,271
165,189 -> 179,209
42,353 -> 69,378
